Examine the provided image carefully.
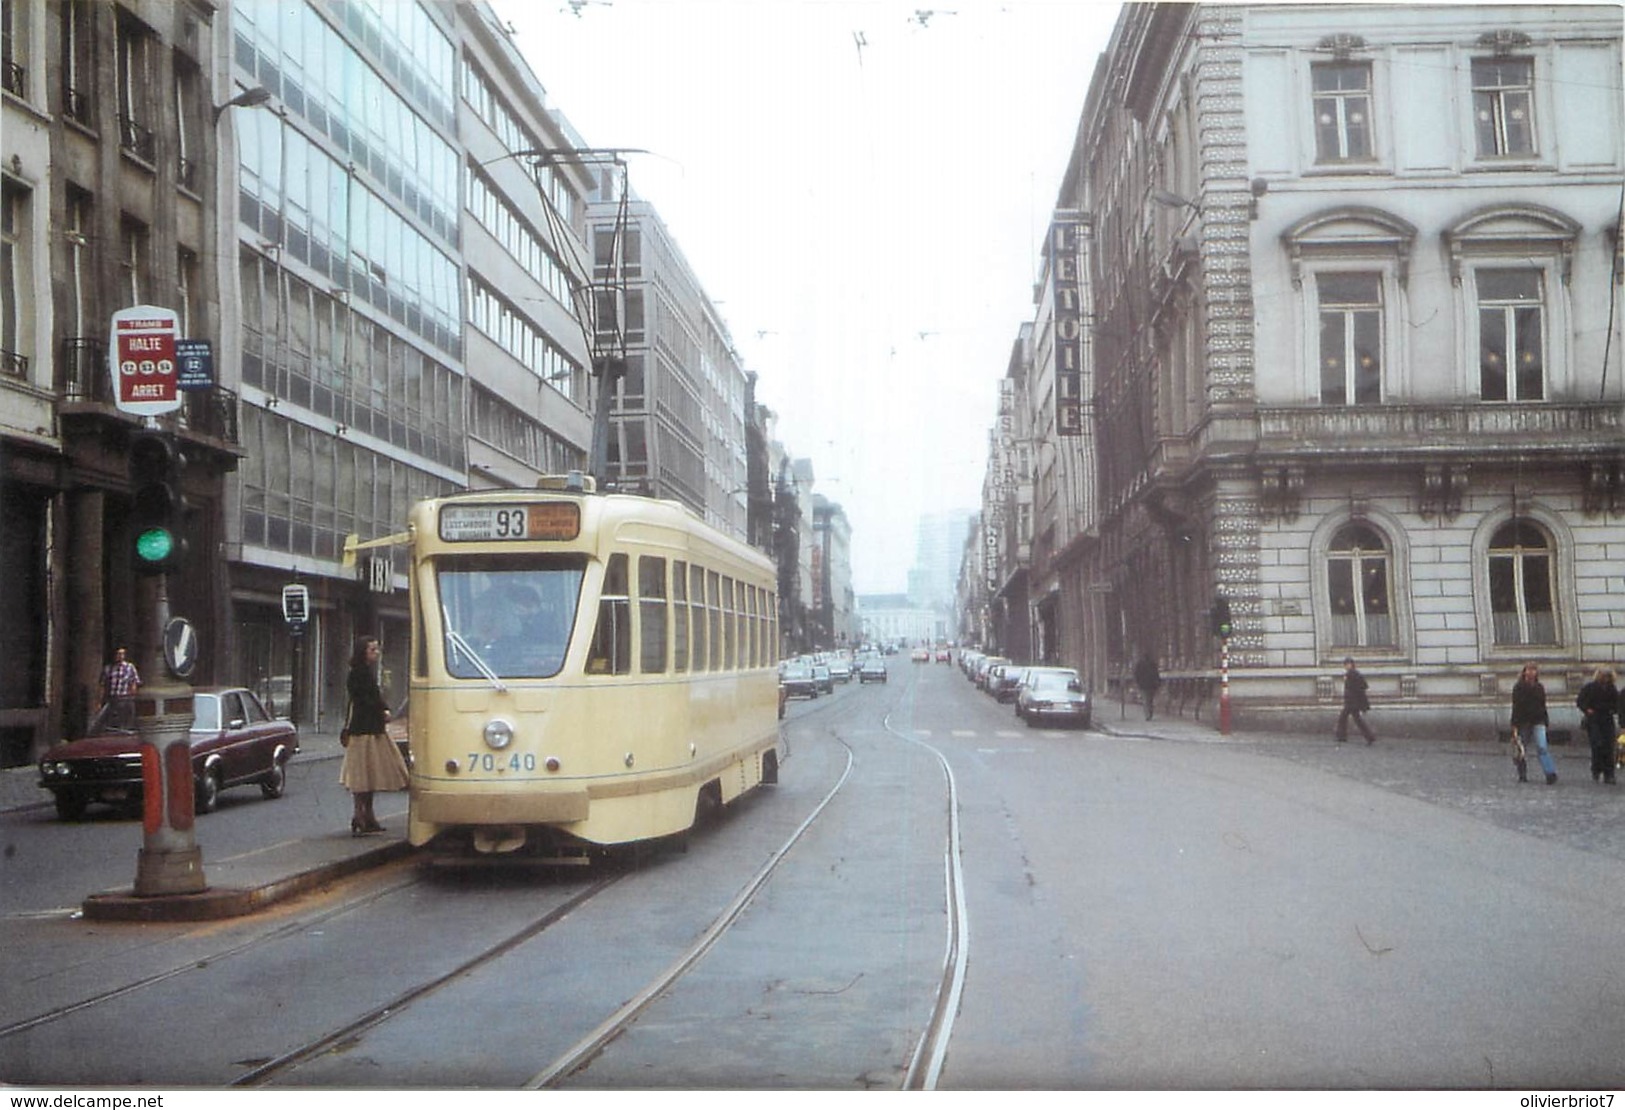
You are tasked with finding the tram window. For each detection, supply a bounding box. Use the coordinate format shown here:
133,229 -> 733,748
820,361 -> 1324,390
690,564 -> 707,672
436,554 -> 584,680
672,560 -> 689,673
638,556 -> 668,674
721,576 -> 736,670
588,553 -> 631,675
707,570 -> 722,672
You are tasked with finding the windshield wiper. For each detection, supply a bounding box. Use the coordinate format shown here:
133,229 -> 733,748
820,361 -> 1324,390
443,607 -> 508,693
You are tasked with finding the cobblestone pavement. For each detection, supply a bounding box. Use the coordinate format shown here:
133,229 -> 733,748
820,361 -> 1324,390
1096,713 -> 1624,863
1232,730 -> 1622,863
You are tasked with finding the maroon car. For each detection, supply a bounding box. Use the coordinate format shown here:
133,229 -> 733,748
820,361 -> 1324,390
37,687 -> 299,820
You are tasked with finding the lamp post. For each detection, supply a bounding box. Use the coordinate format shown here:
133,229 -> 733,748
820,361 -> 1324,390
212,85 -> 272,124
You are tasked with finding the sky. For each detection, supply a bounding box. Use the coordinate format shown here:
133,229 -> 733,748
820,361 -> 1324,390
494,0 -> 1123,593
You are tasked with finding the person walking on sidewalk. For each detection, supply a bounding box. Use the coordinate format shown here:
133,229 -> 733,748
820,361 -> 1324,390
99,647 -> 141,731
340,636 -> 409,834
1509,662 -> 1557,785
1335,657 -> 1376,744
1133,653 -> 1161,721
1576,666 -> 1618,785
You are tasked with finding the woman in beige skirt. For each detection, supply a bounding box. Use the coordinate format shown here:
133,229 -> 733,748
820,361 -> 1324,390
341,636 -> 409,834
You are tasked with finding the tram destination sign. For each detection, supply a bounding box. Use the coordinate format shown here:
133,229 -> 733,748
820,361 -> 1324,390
440,502 -> 581,542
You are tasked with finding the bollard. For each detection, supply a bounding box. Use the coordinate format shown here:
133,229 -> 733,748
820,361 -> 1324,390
133,689 -> 205,896
1218,636 -> 1232,736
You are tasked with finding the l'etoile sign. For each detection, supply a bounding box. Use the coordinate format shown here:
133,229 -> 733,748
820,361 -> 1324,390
110,306 -> 182,416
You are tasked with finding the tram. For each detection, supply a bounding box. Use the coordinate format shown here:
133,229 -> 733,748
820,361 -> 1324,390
400,475 -> 782,857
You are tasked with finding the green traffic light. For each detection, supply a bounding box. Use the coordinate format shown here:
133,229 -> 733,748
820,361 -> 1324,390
135,527 -> 175,564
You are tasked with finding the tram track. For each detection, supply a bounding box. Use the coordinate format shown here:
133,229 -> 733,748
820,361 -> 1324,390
7,675 -> 967,1090
234,684 -> 870,1088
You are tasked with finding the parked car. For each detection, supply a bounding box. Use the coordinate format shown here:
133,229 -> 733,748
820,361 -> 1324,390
858,657 -> 889,683
974,656 -> 1010,690
385,701 -> 414,768
992,666 -> 1029,703
1016,669 -> 1091,729
779,661 -> 819,701
811,662 -> 834,693
37,687 -> 300,820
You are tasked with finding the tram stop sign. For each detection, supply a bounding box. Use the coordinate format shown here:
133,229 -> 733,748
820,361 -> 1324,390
110,306 -> 182,417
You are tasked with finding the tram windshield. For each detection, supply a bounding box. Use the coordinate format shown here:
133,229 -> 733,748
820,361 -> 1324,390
435,554 -> 587,679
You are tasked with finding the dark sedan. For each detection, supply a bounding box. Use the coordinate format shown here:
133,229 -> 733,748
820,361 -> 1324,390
37,687 -> 300,820
779,661 -> 819,701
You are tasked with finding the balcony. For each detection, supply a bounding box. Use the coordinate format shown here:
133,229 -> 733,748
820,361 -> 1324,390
0,349 -> 28,380
55,335 -> 240,447
63,87 -> 92,127
3,60 -> 24,98
1256,402 -> 1623,462
116,115 -> 155,163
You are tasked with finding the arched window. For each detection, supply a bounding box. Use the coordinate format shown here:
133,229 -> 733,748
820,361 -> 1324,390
1327,523 -> 1393,647
1488,520 -> 1555,645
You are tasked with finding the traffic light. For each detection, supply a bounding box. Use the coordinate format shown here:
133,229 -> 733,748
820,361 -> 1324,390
128,431 -> 187,574
1210,595 -> 1233,639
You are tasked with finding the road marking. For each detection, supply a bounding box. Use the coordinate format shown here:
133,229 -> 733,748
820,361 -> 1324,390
952,730 -> 976,738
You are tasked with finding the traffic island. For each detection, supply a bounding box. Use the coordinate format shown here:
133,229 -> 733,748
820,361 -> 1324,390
81,837 -> 413,922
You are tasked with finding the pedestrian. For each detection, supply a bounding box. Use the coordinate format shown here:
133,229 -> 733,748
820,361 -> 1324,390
1334,657 -> 1376,744
1575,666 -> 1618,785
340,635 -> 409,834
1509,662 -> 1557,785
99,647 -> 141,731
1133,653 -> 1161,721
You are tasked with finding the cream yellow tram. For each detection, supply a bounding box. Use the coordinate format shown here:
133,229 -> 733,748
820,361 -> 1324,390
402,477 -> 782,857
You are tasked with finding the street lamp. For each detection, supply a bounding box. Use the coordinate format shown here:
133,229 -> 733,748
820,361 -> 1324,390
212,85 -> 272,124
1149,189 -> 1201,214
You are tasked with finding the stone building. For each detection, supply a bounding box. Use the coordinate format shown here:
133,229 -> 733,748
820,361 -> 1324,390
987,3 -> 1624,734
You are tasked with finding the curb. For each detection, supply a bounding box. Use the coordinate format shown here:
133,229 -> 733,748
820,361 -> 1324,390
79,838 -> 413,922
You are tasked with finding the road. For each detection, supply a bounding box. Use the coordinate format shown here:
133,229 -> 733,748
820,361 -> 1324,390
1,659 -> 1621,1089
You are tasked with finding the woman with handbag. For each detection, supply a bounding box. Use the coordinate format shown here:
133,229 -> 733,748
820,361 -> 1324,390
341,635 -> 409,834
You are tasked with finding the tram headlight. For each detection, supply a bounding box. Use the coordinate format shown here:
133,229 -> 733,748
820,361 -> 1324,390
483,719 -> 514,750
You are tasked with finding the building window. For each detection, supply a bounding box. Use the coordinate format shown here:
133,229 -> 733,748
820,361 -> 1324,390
1,180 -> 28,379
2,0 -> 28,98
1488,520 -> 1555,645
1472,57 -> 1536,158
1311,62 -> 1373,163
61,1 -> 93,125
115,13 -> 156,162
1476,268 -> 1543,401
176,248 -> 199,337
1327,523 -> 1394,648
174,60 -> 203,192
119,218 -> 149,306
1316,272 -> 1382,404
64,186 -> 93,338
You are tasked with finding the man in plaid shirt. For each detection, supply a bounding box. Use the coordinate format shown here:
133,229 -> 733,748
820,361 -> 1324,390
100,647 -> 141,730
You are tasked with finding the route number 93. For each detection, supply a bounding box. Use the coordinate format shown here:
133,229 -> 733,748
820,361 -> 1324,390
465,752 -> 538,773
492,507 -> 529,538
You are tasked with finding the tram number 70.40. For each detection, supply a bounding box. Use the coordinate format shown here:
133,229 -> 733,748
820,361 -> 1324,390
465,752 -> 538,773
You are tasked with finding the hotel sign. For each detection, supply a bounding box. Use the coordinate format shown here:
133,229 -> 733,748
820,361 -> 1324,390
1051,214 -> 1085,437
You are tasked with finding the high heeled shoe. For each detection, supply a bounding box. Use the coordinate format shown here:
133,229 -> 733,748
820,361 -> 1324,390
363,819 -> 386,833
350,818 -> 370,837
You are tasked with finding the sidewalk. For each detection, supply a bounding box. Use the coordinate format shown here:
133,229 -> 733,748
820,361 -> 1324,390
5,728 -> 411,923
